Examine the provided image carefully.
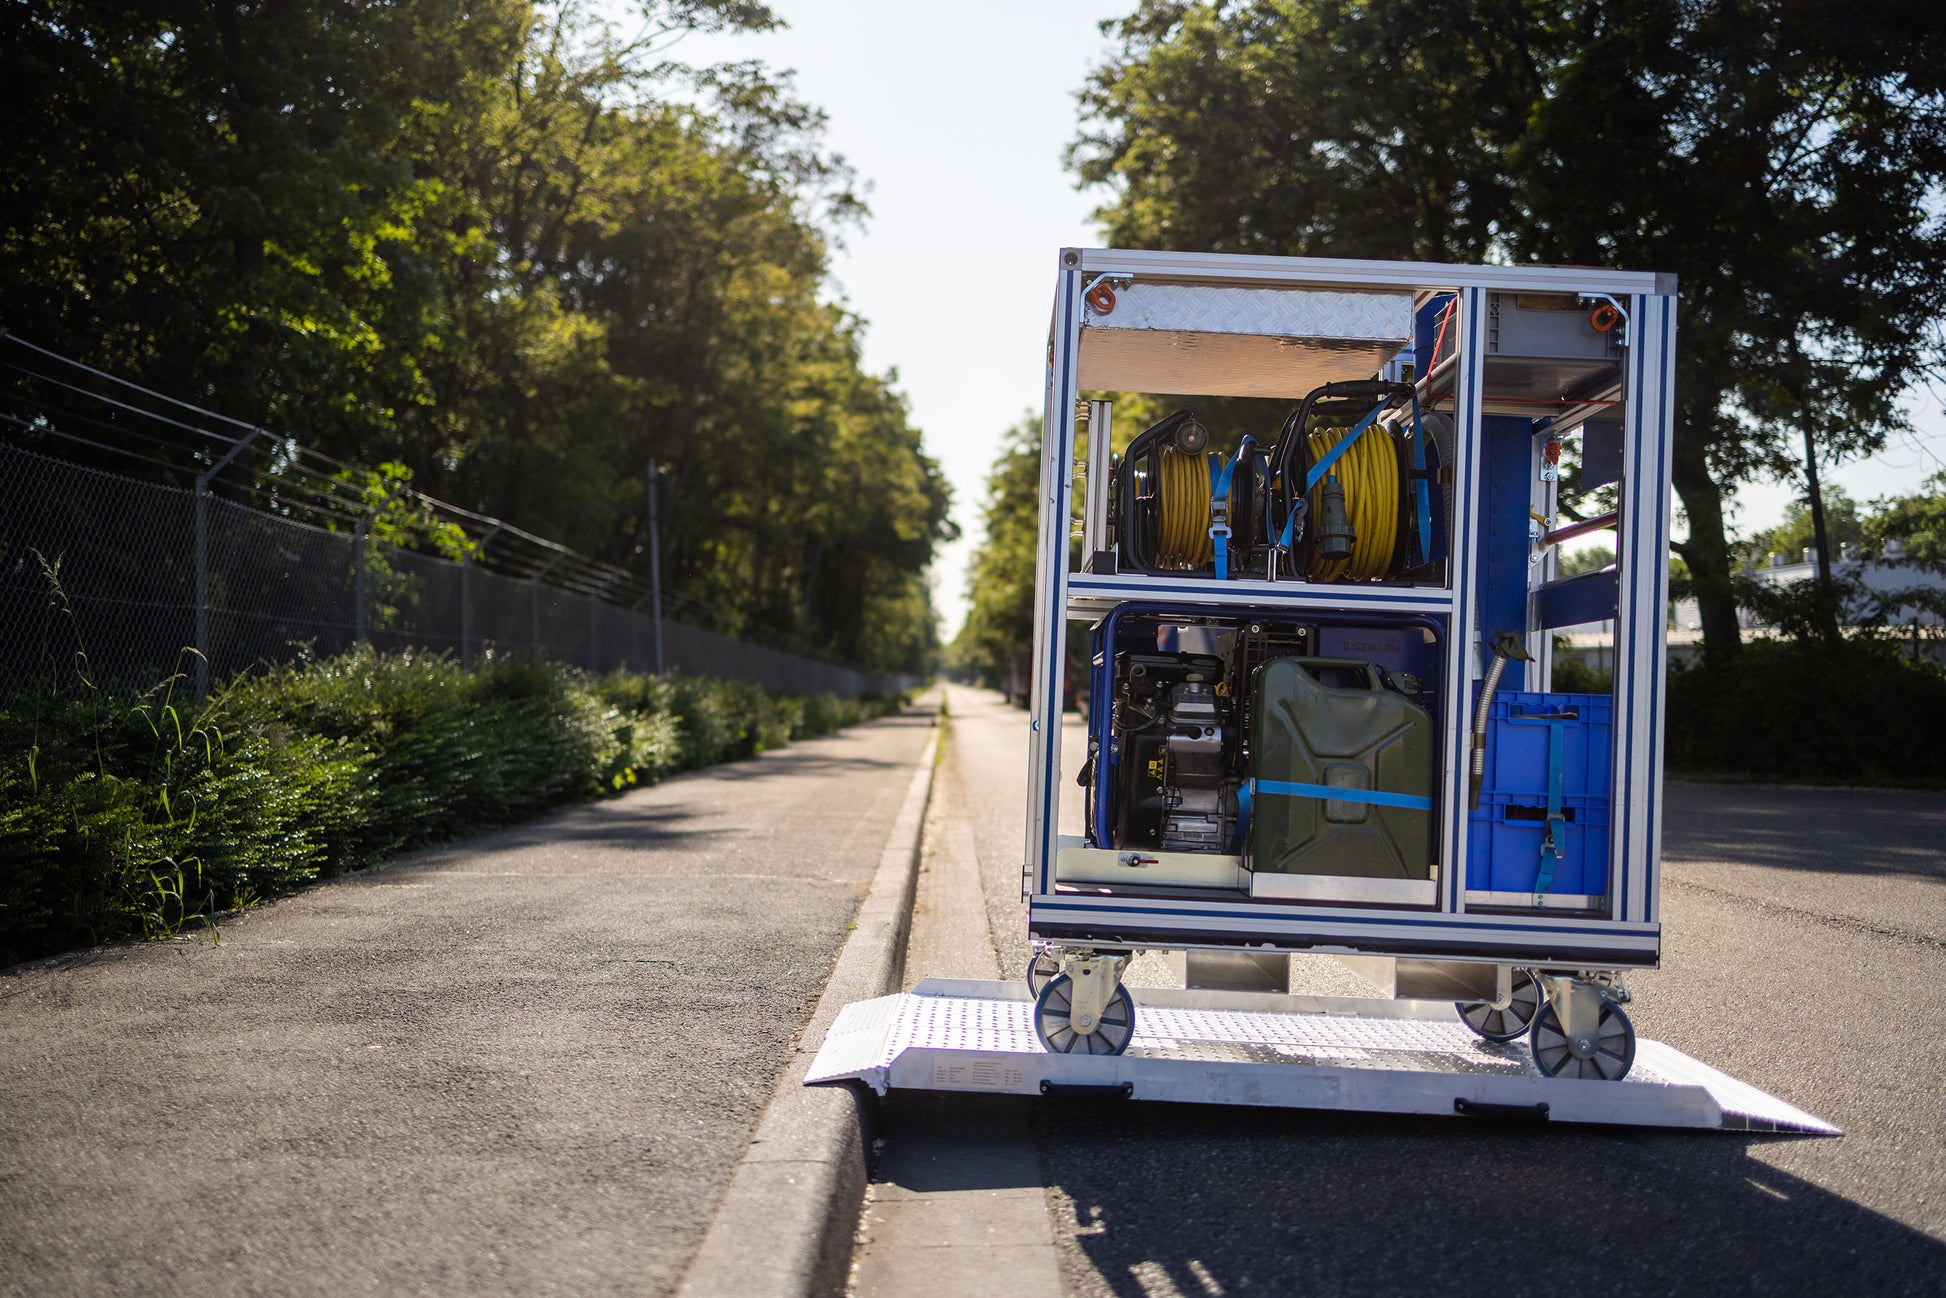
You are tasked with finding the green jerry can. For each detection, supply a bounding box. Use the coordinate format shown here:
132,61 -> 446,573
1250,657 -> 1434,882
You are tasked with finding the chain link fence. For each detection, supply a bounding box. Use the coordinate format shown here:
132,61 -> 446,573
1,339 -> 917,698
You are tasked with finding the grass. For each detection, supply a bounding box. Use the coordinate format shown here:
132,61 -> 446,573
0,645 -> 904,967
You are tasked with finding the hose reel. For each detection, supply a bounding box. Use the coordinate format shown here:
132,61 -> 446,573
1267,380 -> 1425,584
1114,383 -> 1436,583
1118,410 -> 1264,573
1155,442 -> 1214,567
1300,414 -> 1403,582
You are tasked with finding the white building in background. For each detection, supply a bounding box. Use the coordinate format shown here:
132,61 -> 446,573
1555,540 -> 1945,672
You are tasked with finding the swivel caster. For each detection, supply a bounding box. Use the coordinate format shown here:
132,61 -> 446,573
1026,948 -> 1061,996
1530,994 -> 1635,1081
1456,968 -> 1542,1042
1032,956 -> 1135,1056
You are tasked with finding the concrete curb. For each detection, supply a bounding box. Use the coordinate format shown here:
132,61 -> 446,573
675,713 -> 940,1298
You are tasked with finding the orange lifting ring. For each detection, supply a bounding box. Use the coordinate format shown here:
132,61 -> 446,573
1589,302 -> 1622,333
1087,283 -> 1118,314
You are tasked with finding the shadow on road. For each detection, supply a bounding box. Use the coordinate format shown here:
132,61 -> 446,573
698,750 -> 907,781
369,801 -> 720,862
1034,1103 -> 1946,1298
1663,784 -> 1946,882
869,1093 -> 1046,1193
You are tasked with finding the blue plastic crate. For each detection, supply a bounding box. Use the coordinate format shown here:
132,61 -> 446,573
1475,690 -> 1612,801
1466,690 -> 1612,900
1467,792 -> 1610,897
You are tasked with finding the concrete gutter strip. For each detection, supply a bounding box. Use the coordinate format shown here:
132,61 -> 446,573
675,718 -> 939,1298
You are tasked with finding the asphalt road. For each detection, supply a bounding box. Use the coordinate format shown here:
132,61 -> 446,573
932,684 -> 1946,1298
0,705 -> 937,1298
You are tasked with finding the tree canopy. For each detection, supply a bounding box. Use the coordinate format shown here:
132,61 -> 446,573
1863,471 -> 1946,569
1744,473 -> 1946,570
2,0 -> 950,672
948,416 -> 1042,692
1070,0 -> 1946,661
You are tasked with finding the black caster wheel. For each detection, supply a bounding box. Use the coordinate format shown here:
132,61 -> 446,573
1026,949 -> 1061,996
1033,973 -> 1135,1055
1456,968 -> 1542,1041
1530,995 -> 1636,1080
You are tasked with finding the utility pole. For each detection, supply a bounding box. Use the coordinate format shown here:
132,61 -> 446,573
647,460 -> 666,675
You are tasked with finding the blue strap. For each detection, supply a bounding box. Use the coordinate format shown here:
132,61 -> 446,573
1252,779 -> 1432,812
1303,399 -> 1390,494
1277,502 -> 1302,550
1207,436 -> 1251,580
1411,391 -> 1432,567
1230,780 -> 1253,854
1535,717 -> 1567,900
1278,398 -> 1386,556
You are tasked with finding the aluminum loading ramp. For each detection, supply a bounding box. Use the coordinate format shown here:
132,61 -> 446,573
807,979 -> 1838,1135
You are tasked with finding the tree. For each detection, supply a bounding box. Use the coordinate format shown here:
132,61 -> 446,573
1864,471 -> 1946,569
1070,1 -> 1552,263
1073,1 -> 1946,662
1513,2 -> 1946,660
1557,545 -> 1616,578
2,0 -> 951,672
1743,489 -> 1865,568
952,418 -> 1044,693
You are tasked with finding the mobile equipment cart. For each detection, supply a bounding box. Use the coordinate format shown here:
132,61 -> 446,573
1020,247 -> 1676,1081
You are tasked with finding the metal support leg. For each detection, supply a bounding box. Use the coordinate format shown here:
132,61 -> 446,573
1543,975 -> 1605,1061
1061,954 -> 1128,1037
1487,964 -> 1514,1012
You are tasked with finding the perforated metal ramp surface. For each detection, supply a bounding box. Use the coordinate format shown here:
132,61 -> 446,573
807,979 -> 1838,1134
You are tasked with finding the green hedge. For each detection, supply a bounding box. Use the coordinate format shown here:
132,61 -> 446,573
0,648 -> 902,966
1666,639 -> 1946,784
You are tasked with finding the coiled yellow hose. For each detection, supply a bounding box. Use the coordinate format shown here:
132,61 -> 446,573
1155,446 -> 1212,567
1305,424 -> 1400,582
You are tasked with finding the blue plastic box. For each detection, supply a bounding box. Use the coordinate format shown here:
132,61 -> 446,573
1475,689 -> 1612,801
1468,792 -> 1610,896
1466,691 -> 1613,899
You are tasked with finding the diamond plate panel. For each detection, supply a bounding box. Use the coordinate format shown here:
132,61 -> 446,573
1087,284 -> 1413,341
805,983 -> 1840,1134
1076,284 -> 1412,399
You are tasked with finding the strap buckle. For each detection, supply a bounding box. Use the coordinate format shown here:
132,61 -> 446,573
1534,813 -> 1565,906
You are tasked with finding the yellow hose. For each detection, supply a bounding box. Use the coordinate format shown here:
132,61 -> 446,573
1155,446 -> 1212,567
1305,424 -> 1400,582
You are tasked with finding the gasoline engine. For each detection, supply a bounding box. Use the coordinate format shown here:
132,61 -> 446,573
1105,652 -> 1239,854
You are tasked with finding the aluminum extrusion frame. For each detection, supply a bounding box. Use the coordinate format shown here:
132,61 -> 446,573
1025,248 -> 1676,970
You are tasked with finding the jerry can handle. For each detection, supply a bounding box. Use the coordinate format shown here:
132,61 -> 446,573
1293,657 -> 1386,692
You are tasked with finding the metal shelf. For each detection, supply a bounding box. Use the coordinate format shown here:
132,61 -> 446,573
1066,573 -> 1454,619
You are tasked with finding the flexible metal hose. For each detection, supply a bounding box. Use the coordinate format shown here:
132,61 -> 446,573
1470,632 -> 1529,809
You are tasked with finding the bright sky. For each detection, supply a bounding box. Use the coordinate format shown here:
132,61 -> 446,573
636,2 -> 1946,631
638,0 -> 1128,638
